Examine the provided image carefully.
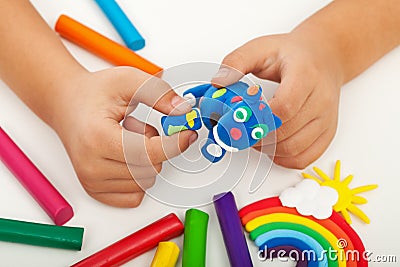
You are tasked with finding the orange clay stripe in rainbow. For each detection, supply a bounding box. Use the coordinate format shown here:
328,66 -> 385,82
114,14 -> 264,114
245,213 -> 347,267
246,209 -> 356,267
55,15 -> 162,75
240,197 -> 366,267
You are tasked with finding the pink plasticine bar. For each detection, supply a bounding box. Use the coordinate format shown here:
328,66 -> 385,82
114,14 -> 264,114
0,127 -> 73,225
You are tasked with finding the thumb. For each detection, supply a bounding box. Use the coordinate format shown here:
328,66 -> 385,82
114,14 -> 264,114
111,67 -> 192,116
133,74 -> 192,116
211,37 -> 277,87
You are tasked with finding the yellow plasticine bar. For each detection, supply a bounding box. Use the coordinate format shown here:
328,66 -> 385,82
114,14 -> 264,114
246,213 -> 347,267
150,242 -> 180,267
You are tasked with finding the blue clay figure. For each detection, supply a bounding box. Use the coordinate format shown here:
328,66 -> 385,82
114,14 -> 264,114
161,81 -> 282,163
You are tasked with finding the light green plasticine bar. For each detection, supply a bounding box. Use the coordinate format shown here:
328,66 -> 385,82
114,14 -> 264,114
182,209 -> 209,267
0,217 -> 84,250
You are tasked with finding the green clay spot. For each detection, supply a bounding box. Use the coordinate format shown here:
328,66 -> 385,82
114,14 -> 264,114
212,88 -> 227,99
236,111 -> 244,120
168,125 -> 188,135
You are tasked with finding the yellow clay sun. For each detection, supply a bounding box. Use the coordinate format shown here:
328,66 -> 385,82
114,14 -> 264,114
302,160 -> 378,224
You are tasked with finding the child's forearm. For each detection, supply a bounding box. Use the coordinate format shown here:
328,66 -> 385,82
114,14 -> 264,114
0,1 -> 87,126
291,0 -> 400,83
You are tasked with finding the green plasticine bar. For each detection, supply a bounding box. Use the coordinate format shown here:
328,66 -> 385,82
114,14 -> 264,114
0,217 -> 84,250
182,209 -> 209,267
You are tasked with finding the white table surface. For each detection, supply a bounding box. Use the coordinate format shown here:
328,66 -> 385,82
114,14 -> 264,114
1,1 -> 399,266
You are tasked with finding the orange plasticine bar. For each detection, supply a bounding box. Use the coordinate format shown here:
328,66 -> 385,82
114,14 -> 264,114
55,15 -> 163,75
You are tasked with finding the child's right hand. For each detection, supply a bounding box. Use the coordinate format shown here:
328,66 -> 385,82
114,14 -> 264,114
212,33 -> 345,169
50,67 -> 197,207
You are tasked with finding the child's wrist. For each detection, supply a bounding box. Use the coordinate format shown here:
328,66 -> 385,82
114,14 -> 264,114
44,66 -> 90,132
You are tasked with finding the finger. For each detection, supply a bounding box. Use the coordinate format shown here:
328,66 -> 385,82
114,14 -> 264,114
132,75 -> 192,116
123,128 -> 198,166
267,68 -> 314,124
272,127 -> 336,169
88,191 -> 145,208
253,131 -> 278,148
211,36 -> 279,87
100,159 -> 162,179
272,92 -> 323,142
103,177 -> 156,192
108,67 -> 191,116
85,178 -> 155,194
123,116 -> 159,138
143,130 -> 198,165
254,119 -> 325,157
274,118 -> 326,157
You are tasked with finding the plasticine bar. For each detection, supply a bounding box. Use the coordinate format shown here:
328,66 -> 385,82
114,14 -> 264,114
0,217 -> 84,250
182,209 -> 209,267
182,209 -> 208,267
150,242 -> 180,267
72,213 -> 184,267
95,0 -> 145,51
213,192 -> 253,267
55,15 -> 162,75
0,127 -> 73,226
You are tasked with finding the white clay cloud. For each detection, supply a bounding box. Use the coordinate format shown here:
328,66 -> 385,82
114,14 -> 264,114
279,179 -> 339,220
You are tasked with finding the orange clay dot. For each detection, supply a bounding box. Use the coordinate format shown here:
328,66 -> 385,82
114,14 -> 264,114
247,85 -> 260,96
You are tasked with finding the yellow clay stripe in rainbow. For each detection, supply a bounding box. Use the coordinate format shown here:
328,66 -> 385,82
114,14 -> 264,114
186,110 -> 198,128
150,241 -> 180,267
245,213 -> 347,267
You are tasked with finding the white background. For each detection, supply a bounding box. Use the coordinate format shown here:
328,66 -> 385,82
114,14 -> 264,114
1,0 -> 399,266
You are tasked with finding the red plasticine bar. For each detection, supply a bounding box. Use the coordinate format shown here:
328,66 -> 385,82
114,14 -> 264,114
0,127 -> 73,226
72,213 -> 184,267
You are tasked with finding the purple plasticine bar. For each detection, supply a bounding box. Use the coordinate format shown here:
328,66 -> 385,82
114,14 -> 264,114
213,192 -> 253,267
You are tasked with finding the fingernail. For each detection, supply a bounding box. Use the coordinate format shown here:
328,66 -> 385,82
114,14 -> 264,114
189,132 -> 198,145
213,67 -> 230,79
171,95 -> 191,113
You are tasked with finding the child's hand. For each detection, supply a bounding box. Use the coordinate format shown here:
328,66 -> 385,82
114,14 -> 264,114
212,33 -> 344,169
51,67 -> 197,207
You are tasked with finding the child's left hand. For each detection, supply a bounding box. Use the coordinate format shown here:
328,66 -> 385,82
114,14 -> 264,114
212,33 -> 344,169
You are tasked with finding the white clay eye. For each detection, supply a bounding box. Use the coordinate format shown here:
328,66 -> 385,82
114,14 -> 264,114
251,124 -> 269,140
233,106 -> 252,122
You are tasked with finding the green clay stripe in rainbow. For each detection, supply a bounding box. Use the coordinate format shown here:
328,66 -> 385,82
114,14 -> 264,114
250,221 -> 338,267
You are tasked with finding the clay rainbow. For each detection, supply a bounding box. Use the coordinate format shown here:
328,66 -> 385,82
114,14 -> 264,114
239,197 -> 368,267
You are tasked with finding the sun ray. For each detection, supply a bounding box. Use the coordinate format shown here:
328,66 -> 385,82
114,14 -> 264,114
334,160 -> 341,182
312,167 -> 331,181
351,195 -> 368,205
342,175 -> 354,186
301,173 -> 323,184
351,184 -> 378,195
341,209 -> 352,225
347,204 -> 370,224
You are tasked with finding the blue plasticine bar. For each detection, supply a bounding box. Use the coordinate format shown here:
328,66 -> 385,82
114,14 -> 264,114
95,0 -> 145,50
213,192 -> 253,267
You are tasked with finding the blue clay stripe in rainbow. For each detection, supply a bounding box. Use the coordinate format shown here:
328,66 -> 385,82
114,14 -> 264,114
256,229 -> 328,267
252,222 -> 338,267
255,230 -> 328,267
